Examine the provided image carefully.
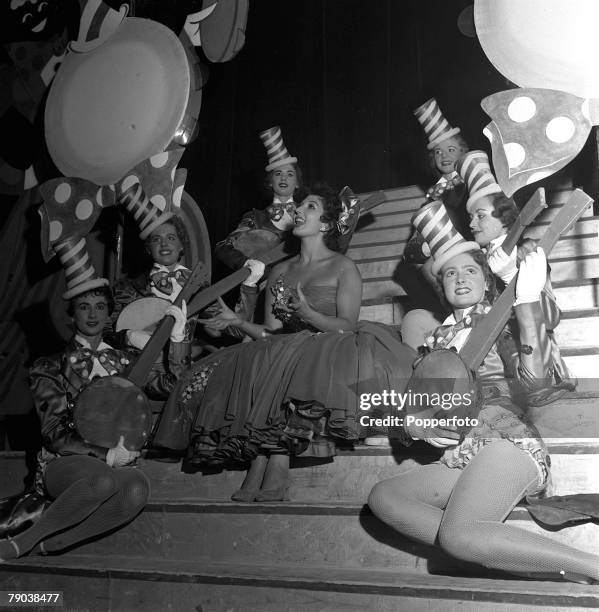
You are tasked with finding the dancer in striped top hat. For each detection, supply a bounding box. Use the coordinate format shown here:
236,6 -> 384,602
414,98 -> 462,151
55,236 -> 109,300
455,151 -> 575,401
412,200 -> 480,276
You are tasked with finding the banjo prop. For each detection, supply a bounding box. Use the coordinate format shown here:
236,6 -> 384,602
399,188 -> 593,435
73,261 -> 209,451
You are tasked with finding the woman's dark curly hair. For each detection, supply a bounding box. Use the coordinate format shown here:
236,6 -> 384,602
482,192 -> 519,229
67,286 -> 115,316
436,248 -> 498,307
144,215 -> 189,261
305,181 -> 343,251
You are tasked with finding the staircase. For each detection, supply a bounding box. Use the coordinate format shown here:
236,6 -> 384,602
1,431 -> 599,610
1,182 -> 598,610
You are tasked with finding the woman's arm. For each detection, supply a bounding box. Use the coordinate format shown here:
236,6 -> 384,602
512,249 -> 553,385
289,258 -> 362,332
30,357 -> 108,460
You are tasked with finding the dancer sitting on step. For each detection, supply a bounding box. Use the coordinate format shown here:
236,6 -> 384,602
0,282 -> 186,560
153,182 -> 417,502
401,151 -> 574,404
368,225 -> 599,584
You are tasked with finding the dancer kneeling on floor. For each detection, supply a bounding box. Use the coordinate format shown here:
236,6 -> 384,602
368,234 -> 599,583
153,183 -> 417,502
0,284 -> 186,560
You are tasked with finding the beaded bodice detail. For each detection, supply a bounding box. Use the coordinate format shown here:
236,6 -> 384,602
271,276 -> 337,332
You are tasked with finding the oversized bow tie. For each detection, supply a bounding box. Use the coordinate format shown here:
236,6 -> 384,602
66,347 -> 129,380
149,268 -> 190,295
425,303 -> 489,351
266,202 -> 296,222
426,174 -> 463,201
481,88 -> 599,197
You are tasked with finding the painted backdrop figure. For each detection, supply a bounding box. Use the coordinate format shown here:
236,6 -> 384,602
369,233 -> 599,583
154,183 -> 417,501
0,285 -> 186,560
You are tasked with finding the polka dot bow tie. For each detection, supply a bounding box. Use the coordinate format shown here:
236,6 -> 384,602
67,348 -> 129,380
426,303 -> 489,351
481,88 -> 599,197
150,268 -> 190,295
266,202 -> 296,222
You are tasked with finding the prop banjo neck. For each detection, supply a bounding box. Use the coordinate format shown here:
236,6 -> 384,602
458,188 -> 592,371
500,187 -> 546,255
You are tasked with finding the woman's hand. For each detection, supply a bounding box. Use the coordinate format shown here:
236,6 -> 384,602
488,236 -> 518,284
198,297 -> 243,331
242,259 -> 266,287
106,435 -> 140,467
283,283 -> 313,321
165,301 -> 187,343
514,247 -> 547,306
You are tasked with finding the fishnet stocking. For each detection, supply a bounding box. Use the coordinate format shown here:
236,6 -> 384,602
369,440 -> 599,580
7,456 -> 148,557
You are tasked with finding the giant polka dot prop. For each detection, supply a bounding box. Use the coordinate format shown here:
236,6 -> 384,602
39,177 -> 116,262
481,89 -> 599,197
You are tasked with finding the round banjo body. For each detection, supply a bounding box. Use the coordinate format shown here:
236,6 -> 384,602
74,376 -> 152,451
406,349 -> 481,434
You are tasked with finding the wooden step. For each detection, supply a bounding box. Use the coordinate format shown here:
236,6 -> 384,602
53,500 -> 599,569
554,311 -> 599,349
554,279 -> 599,311
2,556 -> 598,611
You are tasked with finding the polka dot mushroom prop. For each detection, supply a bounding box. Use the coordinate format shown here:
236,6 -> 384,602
474,0 -> 599,196
481,89 -> 599,198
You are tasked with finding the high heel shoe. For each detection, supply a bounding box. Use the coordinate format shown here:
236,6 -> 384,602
560,570 -> 599,585
230,488 -> 259,502
255,486 -> 289,502
0,536 -> 20,561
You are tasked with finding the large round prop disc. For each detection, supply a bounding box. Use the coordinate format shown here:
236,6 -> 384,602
474,0 -> 599,98
116,296 -> 170,333
45,17 -> 190,185
74,376 -> 152,450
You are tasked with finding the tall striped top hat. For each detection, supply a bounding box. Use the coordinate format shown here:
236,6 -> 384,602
55,236 -> 109,300
117,180 -> 174,240
455,150 -> 502,212
414,98 -> 461,150
412,201 -> 480,275
70,0 -> 128,53
259,126 -> 298,172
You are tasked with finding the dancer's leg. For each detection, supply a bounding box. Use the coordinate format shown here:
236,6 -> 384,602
40,467 -> 149,553
368,463 -> 461,545
231,454 -> 268,502
0,456 -> 118,558
256,453 -> 290,501
438,440 -> 599,581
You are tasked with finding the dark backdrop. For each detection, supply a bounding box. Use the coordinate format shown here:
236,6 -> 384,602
183,0 -> 515,260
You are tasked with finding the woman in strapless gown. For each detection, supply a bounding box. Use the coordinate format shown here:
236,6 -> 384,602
153,183 -> 416,501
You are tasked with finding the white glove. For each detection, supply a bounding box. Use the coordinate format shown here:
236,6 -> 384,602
242,259 -> 266,287
126,330 -> 151,350
487,238 -> 518,284
166,301 -> 187,342
106,435 -> 140,467
514,248 -> 547,306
